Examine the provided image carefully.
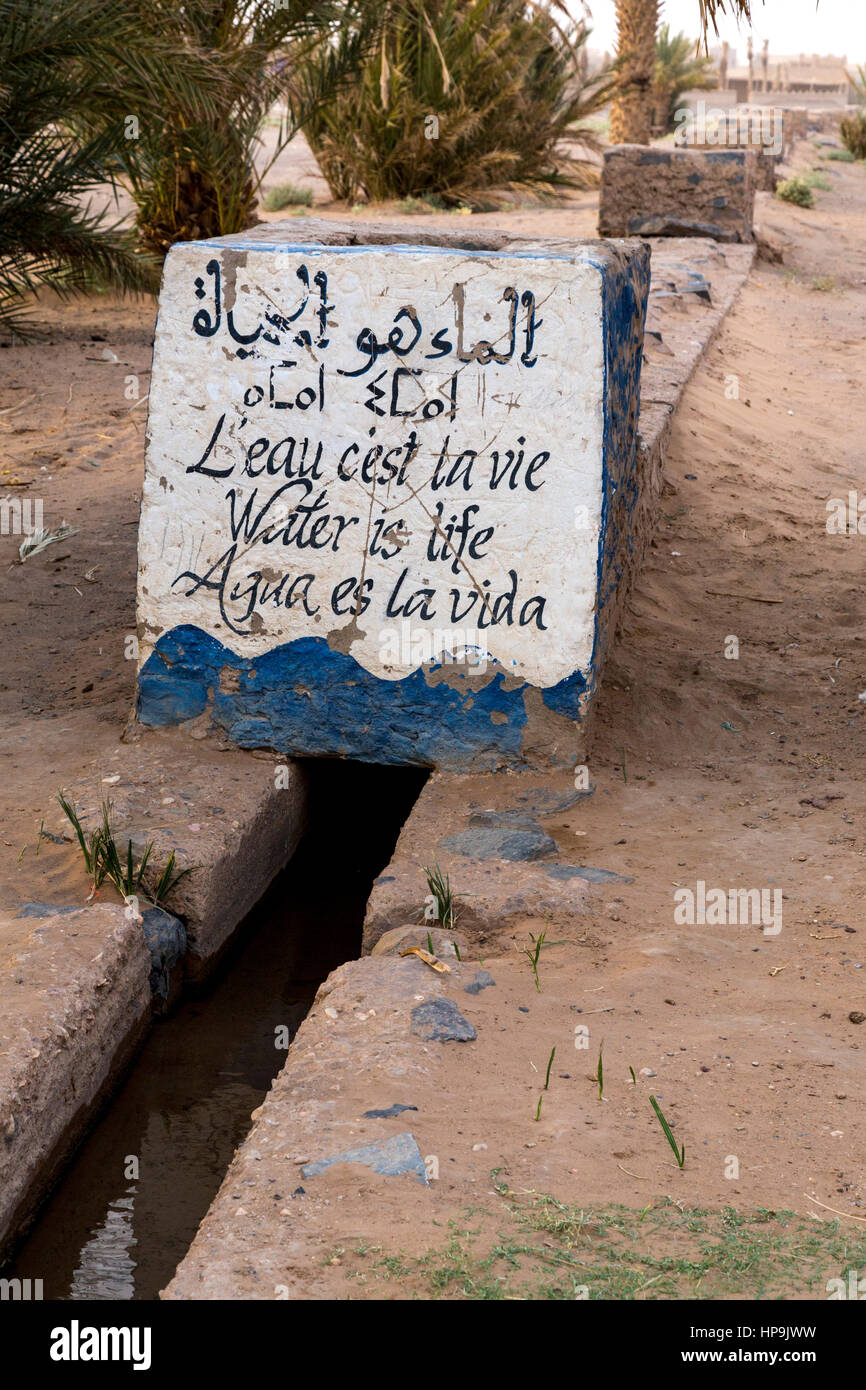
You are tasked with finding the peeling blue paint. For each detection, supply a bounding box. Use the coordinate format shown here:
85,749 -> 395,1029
138,626 -> 544,770
558,241 -> 650,722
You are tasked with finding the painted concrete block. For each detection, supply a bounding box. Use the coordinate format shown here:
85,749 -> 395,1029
599,146 -> 757,242
136,222 -> 649,770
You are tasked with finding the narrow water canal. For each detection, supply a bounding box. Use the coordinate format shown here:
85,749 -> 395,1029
4,760 -> 426,1300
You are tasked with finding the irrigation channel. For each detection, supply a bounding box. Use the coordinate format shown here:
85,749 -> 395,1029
4,760 -> 427,1300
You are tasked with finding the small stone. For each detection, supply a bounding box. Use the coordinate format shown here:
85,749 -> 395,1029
472,1143 -> 488,1151
14,902 -> 80,919
547,864 -> 634,884
410,998 -> 476,1042
464,970 -> 496,995
361,1103 -> 418,1119
141,907 -> 186,1000
439,825 -> 557,862
848,1011 -> 865,1025
302,1132 -> 428,1185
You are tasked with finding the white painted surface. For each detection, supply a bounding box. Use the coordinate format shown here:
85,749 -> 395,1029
138,243 -> 605,687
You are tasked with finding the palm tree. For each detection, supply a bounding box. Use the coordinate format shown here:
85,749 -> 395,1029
609,1 -> 768,145
305,1 -> 616,207
78,1 -> 378,256
0,0 -> 165,336
609,0 -> 659,146
653,24 -> 717,135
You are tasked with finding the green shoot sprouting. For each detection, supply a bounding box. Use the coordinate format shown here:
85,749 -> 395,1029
535,1046 -> 556,1122
523,927 -> 546,993
423,862 -> 456,930
58,793 -> 190,908
650,1095 -> 685,1168
151,850 -> 190,906
544,1046 -> 556,1090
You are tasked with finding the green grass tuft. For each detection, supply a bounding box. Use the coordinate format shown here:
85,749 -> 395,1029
262,182 -> 314,211
332,1192 -> 866,1300
776,176 -> 815,207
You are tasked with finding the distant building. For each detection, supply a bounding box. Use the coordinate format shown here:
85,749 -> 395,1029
722,52 -> 855,104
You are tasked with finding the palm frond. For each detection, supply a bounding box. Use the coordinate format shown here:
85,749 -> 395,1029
304,0 -> 611,207
698,1 -> 757,49
0,0 -> 166,335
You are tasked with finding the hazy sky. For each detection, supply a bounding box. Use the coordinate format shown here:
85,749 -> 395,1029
576,1 -> 866,66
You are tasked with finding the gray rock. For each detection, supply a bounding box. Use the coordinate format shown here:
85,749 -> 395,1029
627,214 -> 739,243
464,970 -> 496,995
468,809 -> 540,830
141,907 -> 187,999
361,1103 -> 418,1119
511,787 -> 594,816
302,1131 -> 428,1185
546,865 -> 634,885
440,825 -> 557,862
15,902 -> 80,918
411,997 -> 477,1042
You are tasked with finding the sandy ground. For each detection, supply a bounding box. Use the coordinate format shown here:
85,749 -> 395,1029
2,136 -> 866,1297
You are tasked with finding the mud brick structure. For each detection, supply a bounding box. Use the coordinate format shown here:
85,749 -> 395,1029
713,113 -> 779,191
693,139 -> 777,193
677,124 -> 778,193
135,220 -> 649,771
599,146 -> 757,242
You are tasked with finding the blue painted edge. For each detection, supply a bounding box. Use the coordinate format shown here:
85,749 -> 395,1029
184,240 -> 576,262
541,243 -> 650,724
137,627 -> 590,771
